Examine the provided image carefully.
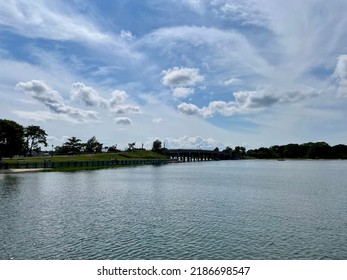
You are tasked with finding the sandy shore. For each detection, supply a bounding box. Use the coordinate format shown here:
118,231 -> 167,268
0,168 -> 48,174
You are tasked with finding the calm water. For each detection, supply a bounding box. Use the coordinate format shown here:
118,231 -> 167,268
1,160 -> 346,260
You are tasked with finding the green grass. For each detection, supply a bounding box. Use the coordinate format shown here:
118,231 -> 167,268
4,150 -> 169,164
42,165 -> 129,172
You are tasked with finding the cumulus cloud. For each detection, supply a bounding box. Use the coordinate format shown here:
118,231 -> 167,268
162,67 -> 204,99
114,117 -> 132,125
109,90 -> 128,105
71,82 -> 109,108
71,83 -> 128,108
178,87 -> 320,117
172,87 -> 195,98
162,67 -> 204,87
16,80 -> 98,120
336,54 -> 347,97
111,105 -> 141,114
162,135 -> 223,149
71,83 -> 141,114
177,102 -> 204,116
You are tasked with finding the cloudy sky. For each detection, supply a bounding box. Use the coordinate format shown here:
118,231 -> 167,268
1,0 -> 347,150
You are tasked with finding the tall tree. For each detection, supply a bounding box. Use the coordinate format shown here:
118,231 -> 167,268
152,140 -> 162,153
65,136 -> 83,154
85,136 -> 103,153
0,119 -> 24,158
24,125 -> 48,156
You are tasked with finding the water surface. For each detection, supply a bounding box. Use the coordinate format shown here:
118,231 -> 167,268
1,160 -> 346,259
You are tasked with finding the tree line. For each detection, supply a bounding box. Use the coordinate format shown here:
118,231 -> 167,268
1,119 -> 347,160
1,119 -> 148,159
0,119 -> 120,158
246,142 -> 347,159
0,119 -> 48,159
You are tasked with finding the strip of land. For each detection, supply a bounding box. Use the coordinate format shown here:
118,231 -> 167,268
0,168 -> 48,174
0,150 -> 170,172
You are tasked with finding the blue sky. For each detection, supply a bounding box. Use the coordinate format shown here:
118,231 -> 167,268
1,0 -> 347,150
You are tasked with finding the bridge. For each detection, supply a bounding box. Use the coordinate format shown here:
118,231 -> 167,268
165,149 -> 235,162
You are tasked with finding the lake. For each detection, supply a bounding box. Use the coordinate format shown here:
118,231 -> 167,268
0,160 -> 346,259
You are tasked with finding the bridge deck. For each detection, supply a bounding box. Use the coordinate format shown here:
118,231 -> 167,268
166,149 -> 234,161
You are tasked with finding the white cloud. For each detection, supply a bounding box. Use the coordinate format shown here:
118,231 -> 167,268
2,0 -> 347,150
177,102 -> 204,116
0,1 -> 110,43
172,87 -> 195,98
177,0 -> 205,14
120,30 -> 136,41
173,0 -> 269,27
224,77 -> 241,86
71,82 -> 109,108
336,54 -> 347,97
161,67 -> 204,98
212,0 -> 269,27
71,83 -> 141,115
111,105 -> 141,114
0,0 -> 143,63
114,117 -> 132,125
178,87 -> 320,117
71,83 -> 130,108
109,90 -> 128,105
15,80 -> 98,121
12,110 -> 98,124
162,135 -> 223,149
162,67 -> 204,87
142,26 -> 276,81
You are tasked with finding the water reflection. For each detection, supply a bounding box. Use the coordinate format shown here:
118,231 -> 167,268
0,175 -> 21,197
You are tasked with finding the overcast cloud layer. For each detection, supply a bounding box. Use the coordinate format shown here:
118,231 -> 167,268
1,0 -> 347,149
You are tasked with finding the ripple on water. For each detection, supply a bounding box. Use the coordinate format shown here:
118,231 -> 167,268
1,161 -> 347,259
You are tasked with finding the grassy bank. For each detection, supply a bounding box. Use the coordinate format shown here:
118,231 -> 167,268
3,150 -> 168,164
1,150 -> 170,171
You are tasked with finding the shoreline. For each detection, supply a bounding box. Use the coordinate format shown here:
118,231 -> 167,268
1,158 -> 345,174
0,168 -> 48,174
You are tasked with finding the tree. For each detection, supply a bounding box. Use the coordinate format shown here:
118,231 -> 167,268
107,145 -> 119,153
332,144 -> 347,159
24,125 -> 48,156
270,145 -> 284,158
223,146 -> 233,153
152,140 -> 162,153
64,136 -> 83,154
0,119 -> 24,158
306,142 -> 330,159
54,145 -> 70,155
128,142 -> 136,151
246,147 -> 272,158
234,146 -> 241,154
85,136 -> 103,153
283,144 -> 304,158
